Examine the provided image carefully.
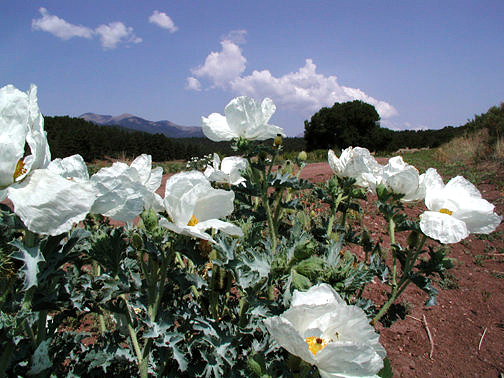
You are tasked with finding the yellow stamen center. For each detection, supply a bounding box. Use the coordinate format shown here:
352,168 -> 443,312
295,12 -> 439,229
187,215 -> 199,226
439,208 -> 453,216
306,336 -> 328,356
13,159 -> 27,181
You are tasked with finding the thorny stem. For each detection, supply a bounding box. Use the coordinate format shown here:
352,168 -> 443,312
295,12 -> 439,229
374,230 -> 428,324
92,261 -> 107,334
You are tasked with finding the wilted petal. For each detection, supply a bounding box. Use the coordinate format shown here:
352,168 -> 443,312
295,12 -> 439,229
420,211 -> 469,244
7,169 -> 95,235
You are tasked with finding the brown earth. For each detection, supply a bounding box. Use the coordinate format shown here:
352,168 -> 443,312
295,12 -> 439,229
297,161 -> 504,378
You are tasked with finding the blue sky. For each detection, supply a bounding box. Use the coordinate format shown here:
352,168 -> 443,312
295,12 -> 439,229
2,1 -> 503,136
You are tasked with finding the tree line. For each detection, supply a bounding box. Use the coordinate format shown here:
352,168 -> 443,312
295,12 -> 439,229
44,100 -> 502,162
43,116 -> 305,162
303,100 -> 487,153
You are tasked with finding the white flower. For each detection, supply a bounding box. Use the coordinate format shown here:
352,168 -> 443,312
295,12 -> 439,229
420,171 -> 502,244
204,153 -> 248,186
201,96 -> 285,142
90,154 -> 163,222
367,156 -> 435,202
159,170 -> 243,242
1,85 -> 95,235
264,284 -> 386,378
0,84 -> 50,189
328,147 -> 381,187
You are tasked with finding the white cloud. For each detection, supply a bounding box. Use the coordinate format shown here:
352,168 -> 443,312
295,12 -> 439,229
191,39 -> 247,88
186,77 -> 202,91
221,29 -> 247,44
95,22 -> 142,49
189,35 -> 398,120
31,7 -> 93,40
149,10 -> 178,33
32,8 -> 141,50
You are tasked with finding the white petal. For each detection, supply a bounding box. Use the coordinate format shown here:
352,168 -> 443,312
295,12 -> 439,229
0,85 -> 28,187
420,211 -> 469,244
47,154 -> 89,182
23,85 -> 51,173
160,217 -> 214,241
317,342 -> 384,377
7,169 -> 95,235
90,163 -> 145,222
328,150 -> 343,175
220,156 -> 247,185
164,170 -> 209,199
201,113 -> 236,141
224,96 -> 255,138
145,166 -> 163,193
263,316 -> 316,365
291,283 -> 345,307
193,188 -> 235,222
196,219 -> 243,237
130,154 -> 152,185
445,176 -> 482,199
454,198 -> 501,234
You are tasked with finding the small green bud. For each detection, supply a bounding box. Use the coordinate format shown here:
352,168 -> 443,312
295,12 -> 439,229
295,256 -> 326,281
131,232 -> 144,250
281,160 -> 293,175
291,270 -> 312,291
141,209 -> 158,232
236,137 -> 250,151
247,354 -> 263,377
294,239 -> 316,260
375,183 -> 388,200
407,230 -> 419,248
298,150 -> 307,161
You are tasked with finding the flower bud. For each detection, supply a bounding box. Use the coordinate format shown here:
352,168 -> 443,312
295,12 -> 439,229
273,134 -> 283,146
131,232 -> 144,250
291,270 -> 312,291
294,239 -> 316,260
298,151 -> 307,161
295,256 -> 326,281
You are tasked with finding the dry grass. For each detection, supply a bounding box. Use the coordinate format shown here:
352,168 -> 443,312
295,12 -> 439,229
434,128 -> 491,164
494,136 -> 504,161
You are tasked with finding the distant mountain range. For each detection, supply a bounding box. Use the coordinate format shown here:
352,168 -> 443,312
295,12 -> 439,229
79,113 -> 204,138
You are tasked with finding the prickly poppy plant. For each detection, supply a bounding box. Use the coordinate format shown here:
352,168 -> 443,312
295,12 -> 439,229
0,86 -> 501,377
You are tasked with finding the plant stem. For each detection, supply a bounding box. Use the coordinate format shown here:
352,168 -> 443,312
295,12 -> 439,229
92,261 -> 107,334
0,342 -> 14,377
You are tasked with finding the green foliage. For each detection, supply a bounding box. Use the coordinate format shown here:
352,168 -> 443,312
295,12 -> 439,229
304,100 -> 381,151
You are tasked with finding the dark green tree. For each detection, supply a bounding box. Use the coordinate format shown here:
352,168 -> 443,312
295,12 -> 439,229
304,100 -> 381,151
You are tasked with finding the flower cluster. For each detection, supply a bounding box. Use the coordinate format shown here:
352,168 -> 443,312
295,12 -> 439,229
328,147 -> 501,244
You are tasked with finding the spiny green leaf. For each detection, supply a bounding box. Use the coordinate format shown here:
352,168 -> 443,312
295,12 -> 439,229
9,241 -> 44,289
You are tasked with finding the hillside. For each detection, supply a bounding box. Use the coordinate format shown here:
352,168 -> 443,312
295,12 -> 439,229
80,112 -> 204,138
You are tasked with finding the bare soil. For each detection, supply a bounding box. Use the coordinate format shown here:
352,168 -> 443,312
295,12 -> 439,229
298,161 -> 504,378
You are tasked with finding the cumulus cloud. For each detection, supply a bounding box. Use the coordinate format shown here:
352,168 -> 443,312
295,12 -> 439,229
31,7 -> 93,40
32,8 -> 141,50
188,34 -> 398,120
191,39 -> 247,88
186,77 -> 202,91
149,10 -> 178,33
95,22 -> 142,49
